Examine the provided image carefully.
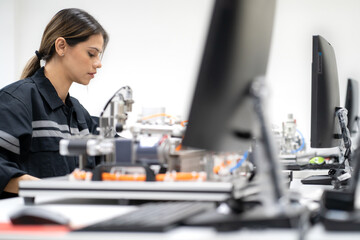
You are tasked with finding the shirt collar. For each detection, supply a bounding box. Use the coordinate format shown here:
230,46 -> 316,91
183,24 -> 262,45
32,67 -> 72,110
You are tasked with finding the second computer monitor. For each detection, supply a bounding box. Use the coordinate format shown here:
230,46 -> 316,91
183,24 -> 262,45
345,78 -> 359,136
310,35 -> 342,148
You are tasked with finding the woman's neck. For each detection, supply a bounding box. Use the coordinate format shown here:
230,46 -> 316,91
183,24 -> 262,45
44,61 -> 72,103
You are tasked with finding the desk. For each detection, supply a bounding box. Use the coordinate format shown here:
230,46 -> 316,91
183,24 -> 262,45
290,176 -> 333,201
0,196 -> 300,240
0,179 -> 360,239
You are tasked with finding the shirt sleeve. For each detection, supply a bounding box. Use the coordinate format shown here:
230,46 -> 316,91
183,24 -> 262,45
0,91 -> 31,193
70,96 -> 99,135
88,115 -> 99,135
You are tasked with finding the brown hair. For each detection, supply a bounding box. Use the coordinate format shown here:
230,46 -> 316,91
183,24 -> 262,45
21,8 -> 109,79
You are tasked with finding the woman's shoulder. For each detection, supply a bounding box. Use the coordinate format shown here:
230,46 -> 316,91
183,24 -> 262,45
0,78 -> 38,109
0,78 -> 36,96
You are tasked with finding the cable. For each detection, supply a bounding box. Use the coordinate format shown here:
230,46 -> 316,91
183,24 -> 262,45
229,151 -> 248,173
291,129 -> 305,154
99,86 -> 129,117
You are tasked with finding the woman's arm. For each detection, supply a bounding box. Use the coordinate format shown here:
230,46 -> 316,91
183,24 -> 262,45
4,174 -> 39,194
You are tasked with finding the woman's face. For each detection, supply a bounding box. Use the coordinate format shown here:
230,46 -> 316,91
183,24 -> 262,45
63,34 -> 104,85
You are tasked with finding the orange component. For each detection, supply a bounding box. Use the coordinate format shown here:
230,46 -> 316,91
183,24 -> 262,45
213,160 -> 232,174
102,172 -> 116,181
213,165 -> 221,174
102,172 -> 146,181
175,143 -> 182,151
141,113 -> 176,121
180,120 -> 188,127
71,169 -> 92,180
156,172 -> 206,181
101,172 -> 206,182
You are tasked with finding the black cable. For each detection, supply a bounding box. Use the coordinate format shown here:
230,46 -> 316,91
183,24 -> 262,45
99,86 -> 129,117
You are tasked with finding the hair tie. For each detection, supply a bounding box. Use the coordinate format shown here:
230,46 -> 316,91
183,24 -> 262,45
35,50 -> 43,60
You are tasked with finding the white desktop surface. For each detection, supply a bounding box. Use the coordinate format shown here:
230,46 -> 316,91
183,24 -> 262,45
0,178 -> 359,239
290,178 -> 333,201
0,195 -> 300,240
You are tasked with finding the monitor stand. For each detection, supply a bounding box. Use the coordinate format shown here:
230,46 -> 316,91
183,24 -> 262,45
301,170 -> 350,186
301,174 -> 333,185
302,108 -> 352,187
321,188 -> 360,231
184,197 -> 306,231
320,142 -> 360,231
322,209 -> 360,231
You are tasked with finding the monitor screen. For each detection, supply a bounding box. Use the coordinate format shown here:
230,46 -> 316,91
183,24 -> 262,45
345,78 -> 359,136
310,35 -> 342,148
182,0 -> 276,152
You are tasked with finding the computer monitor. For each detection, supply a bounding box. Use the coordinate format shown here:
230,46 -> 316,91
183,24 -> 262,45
345,78 -> 359,136
182,0 -> 276,152
310,35 -> 342,148
302,36 -> 352,186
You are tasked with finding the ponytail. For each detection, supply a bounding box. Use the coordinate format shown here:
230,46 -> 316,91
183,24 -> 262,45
20,52 -> 42,79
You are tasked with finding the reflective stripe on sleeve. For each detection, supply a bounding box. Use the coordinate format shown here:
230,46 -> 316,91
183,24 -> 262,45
0,130 -> 20,154
32,130 -> 72,138
32,120 -> 90,138
32,120 -> 70,132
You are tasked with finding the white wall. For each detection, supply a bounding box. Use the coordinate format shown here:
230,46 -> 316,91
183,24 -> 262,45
1,0 -> 360,147
1,0 -> 213,122
0,0 -> 15,87
268,0 -> 360,146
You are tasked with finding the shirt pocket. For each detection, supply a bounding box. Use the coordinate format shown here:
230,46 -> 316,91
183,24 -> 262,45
28,137 -> 73,178
30,137 -> 59,152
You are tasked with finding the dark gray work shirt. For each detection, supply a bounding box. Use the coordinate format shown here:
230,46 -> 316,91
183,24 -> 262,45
0,67 -> 98,194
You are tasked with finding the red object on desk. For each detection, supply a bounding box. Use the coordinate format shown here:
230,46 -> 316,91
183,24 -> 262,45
0,222 -> 70,235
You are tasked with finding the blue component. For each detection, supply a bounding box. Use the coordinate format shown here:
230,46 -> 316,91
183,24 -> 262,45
229,151 -> 249,173
291,129 -> 305,154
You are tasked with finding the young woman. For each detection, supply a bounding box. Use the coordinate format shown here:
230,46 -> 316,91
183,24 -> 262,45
0,8 -> 109,198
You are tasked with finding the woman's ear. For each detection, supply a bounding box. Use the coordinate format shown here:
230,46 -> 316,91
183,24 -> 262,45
54,37 -> 67,57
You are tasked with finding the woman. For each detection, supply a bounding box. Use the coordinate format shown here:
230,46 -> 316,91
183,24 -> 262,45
0,8 -> 109,198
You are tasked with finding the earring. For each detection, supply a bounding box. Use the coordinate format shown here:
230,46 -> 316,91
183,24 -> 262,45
61,53 -> 64,56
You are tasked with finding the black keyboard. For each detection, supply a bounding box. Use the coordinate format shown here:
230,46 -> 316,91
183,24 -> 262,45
76,201 -> 215,232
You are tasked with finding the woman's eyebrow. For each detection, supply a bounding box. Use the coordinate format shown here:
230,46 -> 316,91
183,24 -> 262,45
88,47 -> 102,53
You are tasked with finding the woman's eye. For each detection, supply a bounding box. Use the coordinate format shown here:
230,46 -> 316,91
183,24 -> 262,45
88,52 -> 95,57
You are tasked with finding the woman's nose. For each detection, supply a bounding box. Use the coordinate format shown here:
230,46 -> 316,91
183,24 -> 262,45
94,58 -> 102,69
